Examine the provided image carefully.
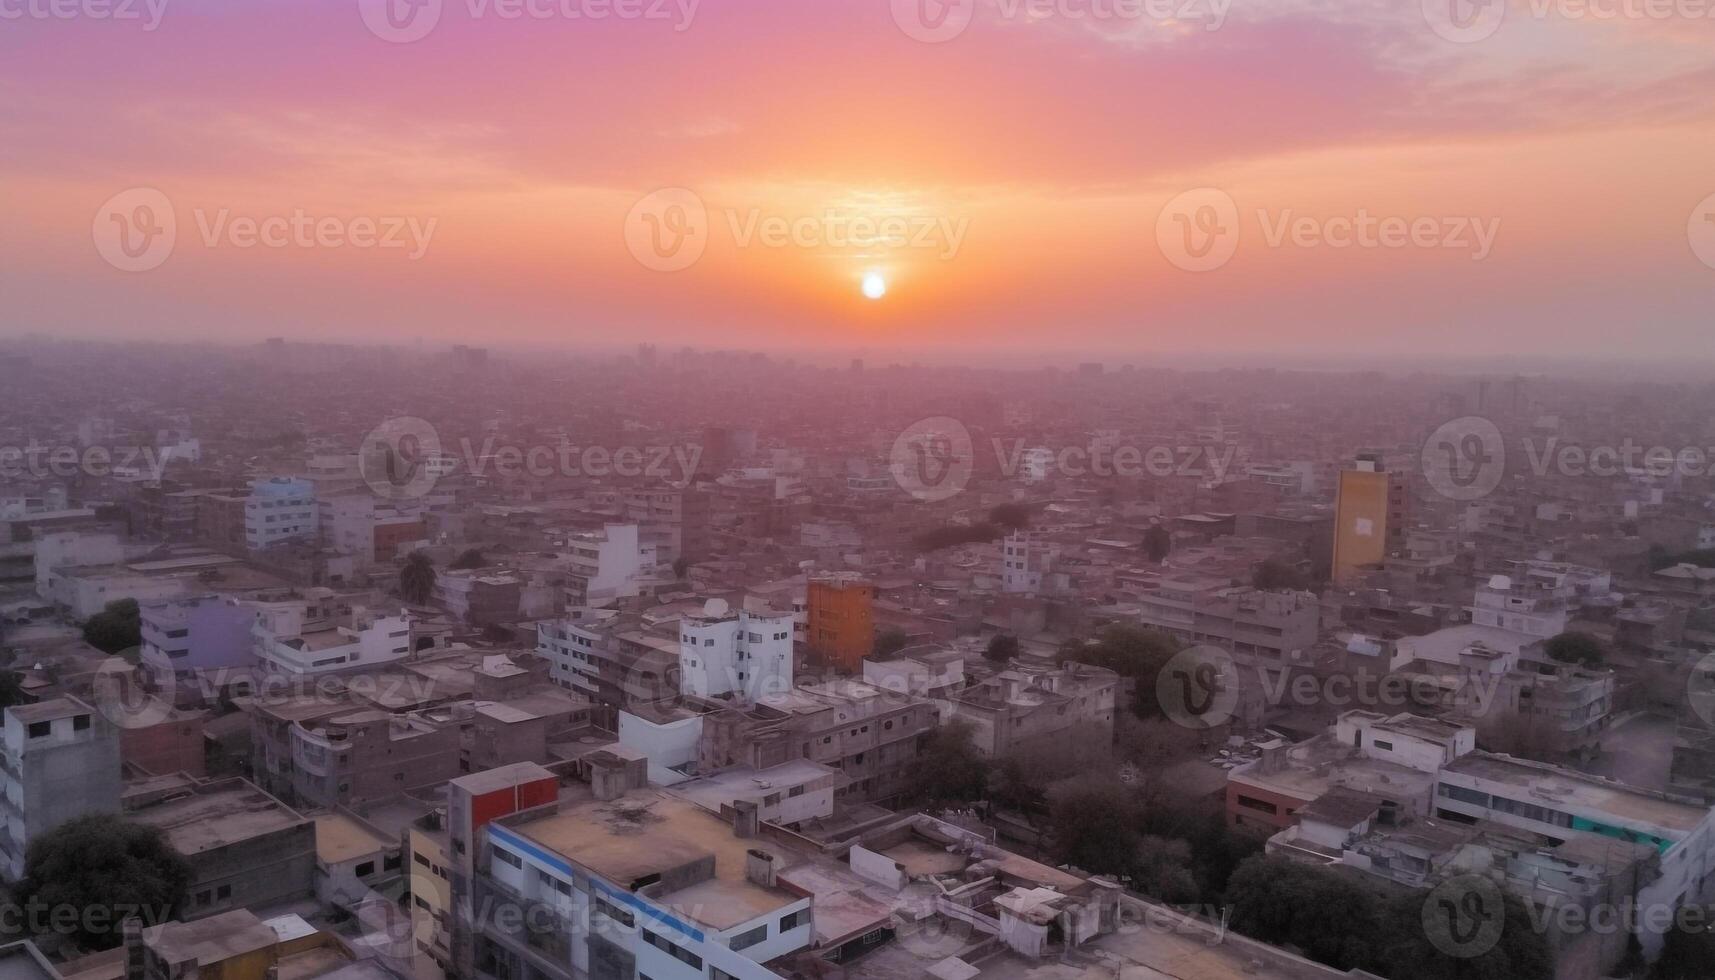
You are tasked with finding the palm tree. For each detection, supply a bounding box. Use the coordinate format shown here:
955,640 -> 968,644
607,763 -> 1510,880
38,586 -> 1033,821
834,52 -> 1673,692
399,551 -> 437,605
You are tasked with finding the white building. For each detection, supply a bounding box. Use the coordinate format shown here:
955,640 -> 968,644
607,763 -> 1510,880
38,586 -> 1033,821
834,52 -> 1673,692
679,601 -> 793,700
1471,574 -> 1569,639
0,697 -> 122,880
560,523 -> 653,607
33,530 -> 124,601
1001,531 -> 1058,594
1436,753 -> 1715,959
245,477 -> 319,551
252,601 -> 412,675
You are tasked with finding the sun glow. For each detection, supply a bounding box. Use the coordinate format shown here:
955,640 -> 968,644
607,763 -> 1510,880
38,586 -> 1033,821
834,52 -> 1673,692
861,271 -> 888,300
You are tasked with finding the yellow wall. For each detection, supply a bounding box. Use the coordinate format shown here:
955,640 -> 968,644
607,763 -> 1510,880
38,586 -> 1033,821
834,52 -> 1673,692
807,581 -> 875,671
1332,469 -> 1389,582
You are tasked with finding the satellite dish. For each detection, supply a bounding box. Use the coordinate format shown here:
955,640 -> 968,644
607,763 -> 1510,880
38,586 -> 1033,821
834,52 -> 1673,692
703,598 -> 730,618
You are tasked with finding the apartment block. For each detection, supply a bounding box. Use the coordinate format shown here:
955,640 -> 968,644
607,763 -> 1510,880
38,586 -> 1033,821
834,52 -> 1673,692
945,660 -> 1117,757
0,697 -> 122,880
679,601 -> 794,700
1130,581 -> 1320,661
245,477 -> 319,552
804,573 -> 874,672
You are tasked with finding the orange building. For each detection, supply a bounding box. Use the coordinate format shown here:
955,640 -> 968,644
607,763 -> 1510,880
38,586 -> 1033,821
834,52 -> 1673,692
1331,453 -> 1395,584
806,574 -> 876,672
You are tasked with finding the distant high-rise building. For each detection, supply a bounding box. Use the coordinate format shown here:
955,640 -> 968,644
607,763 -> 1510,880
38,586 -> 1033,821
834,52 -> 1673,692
1331,452 -> 1402,584
805,573 -> 875,672
0,697 -> 122,879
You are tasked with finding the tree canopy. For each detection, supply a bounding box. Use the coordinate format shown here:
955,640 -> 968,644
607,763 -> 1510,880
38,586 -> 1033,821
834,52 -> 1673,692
1142,524 -> 1172,564
82,598 -> 141,656
1544,631 -> 1605,667
984,634 -> 1020,663
19,815 -> 193,950
449,548 -> 486,570
905,720 -> 991,807
399,551 -> 438,605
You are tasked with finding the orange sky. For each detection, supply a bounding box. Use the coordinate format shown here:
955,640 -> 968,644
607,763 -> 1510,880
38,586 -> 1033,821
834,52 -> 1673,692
3,0 -> 1713,361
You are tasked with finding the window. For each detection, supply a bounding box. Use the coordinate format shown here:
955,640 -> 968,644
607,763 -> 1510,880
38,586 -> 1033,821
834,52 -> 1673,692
216,885 -> 231,900
593,896 -> 635,928
414,853 -> 432,868
1236,795 -> 1279,815
779,908 -> 810,932
493,848 -> 522,869
72,714 -> 91,731
641,928 -> 702,968
730,924 -> 768,950
26,721 -> 49,738
1371,739 -> 1393,751
356,861 -> 376,877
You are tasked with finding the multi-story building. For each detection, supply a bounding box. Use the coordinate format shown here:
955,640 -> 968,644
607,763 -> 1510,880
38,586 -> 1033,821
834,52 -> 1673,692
1000,531 -> 1061,595
698,679 -> 936,805
560,523 -> 653,607
251,599 -> 412,676
468,765 -> 815,980
1470,573 -> 1570,640
804,573 -> 874,672
1130,581 -> 1320,661
435,570 -> 522,626
1225,711 -> 1473,835
0,697 -> 122,879
244,477 -> 318,552
126,777 -> 317,920
1435,753 -> 1715,959
537,609 -> 680,706
945,660 -> 1118,757
139,594 -> 258,693
1331,452 -> 1404,583
679,601 -> 794,700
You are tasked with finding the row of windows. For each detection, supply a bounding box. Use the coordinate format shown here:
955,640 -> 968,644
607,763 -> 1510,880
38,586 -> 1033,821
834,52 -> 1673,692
641,927 -> 702,969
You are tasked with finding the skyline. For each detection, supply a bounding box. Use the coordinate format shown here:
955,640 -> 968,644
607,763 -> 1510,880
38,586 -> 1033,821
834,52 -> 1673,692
3,0 -> 1714,358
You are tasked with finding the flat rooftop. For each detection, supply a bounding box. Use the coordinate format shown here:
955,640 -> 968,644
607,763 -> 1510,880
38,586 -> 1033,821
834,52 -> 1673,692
1444,753 -> 1710,834
130,782 -> 306,855
671,759 -> 841,811
314,813 -> 393,865
503,788 -> 801,931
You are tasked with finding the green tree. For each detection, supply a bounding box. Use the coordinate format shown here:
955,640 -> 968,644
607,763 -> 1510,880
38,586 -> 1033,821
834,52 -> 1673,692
1132,835 -> 1201,904
988,503 -> 1032,531
0,671 -> 27,710
1378,889 -> 1553,980
1046,777 -> 1143,878
872,628 -> 909,658
1067,623 -> 1179,718
19,815 -> 192,950
1142,524 -> 1172,563
82,599 -> 141,656
1652,910 -> 1715,980
399,551 -> 438,605
1544,631 -> 1605,667
1252,558 -> 1310,592
906,720 -> 991,807
672,557 -> 690,579
1225,855 -> 1385,971
985,634 -> 1020,663
449,548 -> 486,570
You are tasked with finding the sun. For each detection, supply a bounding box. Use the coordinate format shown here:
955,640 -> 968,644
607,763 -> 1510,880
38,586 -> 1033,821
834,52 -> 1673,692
861,271 -> 887,300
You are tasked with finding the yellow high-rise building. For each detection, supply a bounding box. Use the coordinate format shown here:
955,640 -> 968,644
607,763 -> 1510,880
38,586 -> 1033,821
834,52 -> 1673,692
1332,453 -> 1396,583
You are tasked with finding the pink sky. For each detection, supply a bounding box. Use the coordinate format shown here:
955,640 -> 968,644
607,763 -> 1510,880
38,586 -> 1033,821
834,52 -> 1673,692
3,0 -> 1713,361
